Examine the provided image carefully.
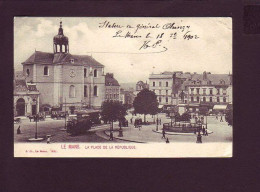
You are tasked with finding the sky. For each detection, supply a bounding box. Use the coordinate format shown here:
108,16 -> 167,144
14,17 -> 232,83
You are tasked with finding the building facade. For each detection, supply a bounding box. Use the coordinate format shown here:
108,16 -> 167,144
148,72 -> 174,107
149,71 -> 233,112
14,76 -> 40,117
105,73 -> 120,101
21,22 -> 106,111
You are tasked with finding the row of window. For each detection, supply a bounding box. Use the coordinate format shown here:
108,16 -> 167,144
152,81 -> 169,87
105,94 -> 119,100
70,85 -> 98,98
26,67 -> 99,77
158,97 -> 169,103
106,88 -> 119,93
190,96 -> 227,102
190,88 -> 226,95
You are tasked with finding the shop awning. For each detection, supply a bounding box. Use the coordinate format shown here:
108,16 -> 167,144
213,105 -> 227,110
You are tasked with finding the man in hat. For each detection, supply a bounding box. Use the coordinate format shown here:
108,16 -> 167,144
109,131 -> 114,141
162,128 -> 166,139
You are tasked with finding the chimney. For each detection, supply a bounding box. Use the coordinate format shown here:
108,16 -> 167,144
203,71 -> 207,80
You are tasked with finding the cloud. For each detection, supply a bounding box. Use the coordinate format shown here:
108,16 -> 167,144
14,17 -> 232,83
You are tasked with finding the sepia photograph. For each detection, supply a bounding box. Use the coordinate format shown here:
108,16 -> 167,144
13,17 -> 232,157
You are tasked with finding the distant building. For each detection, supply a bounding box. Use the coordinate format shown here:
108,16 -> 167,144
105,73 -> 120,101
119,88 -> 125,104
20,22 -> 106,112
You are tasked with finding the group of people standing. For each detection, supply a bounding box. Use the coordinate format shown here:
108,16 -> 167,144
216,114 -> 224,122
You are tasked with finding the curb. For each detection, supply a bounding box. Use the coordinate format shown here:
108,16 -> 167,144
103,130 -> 146,143
152,130 -> 213,136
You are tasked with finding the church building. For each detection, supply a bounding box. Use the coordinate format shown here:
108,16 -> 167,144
21,22 -> 106,111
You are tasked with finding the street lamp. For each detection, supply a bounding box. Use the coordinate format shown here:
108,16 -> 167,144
28,97 -> 44,141
35,99 -> 38,139
156,113 -> 159,131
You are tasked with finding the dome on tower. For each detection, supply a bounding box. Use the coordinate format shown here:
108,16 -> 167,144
53,21 -> 68,44
53,21 -> 69,53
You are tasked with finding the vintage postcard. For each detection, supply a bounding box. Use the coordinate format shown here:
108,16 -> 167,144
13,17 -> 232,157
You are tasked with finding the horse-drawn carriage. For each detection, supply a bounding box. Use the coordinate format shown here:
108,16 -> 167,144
14,117 -> 21,124
28,112 -> 46,122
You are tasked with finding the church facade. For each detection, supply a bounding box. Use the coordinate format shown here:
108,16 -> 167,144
21,22 -> 106,111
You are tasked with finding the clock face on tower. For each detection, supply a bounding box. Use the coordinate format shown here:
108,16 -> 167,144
69,69 -> 76,78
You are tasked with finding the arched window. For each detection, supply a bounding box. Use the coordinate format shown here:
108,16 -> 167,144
44,66 -> 49,76
84,68 -> 87,77
217,97 -> 220,102
203,97 -> 206,102
166,97 -> 168,103
166,82 -> 168,87
94,86 -> 98,96
69,85 -> 76,98
26,69 -> 30,76
210,97 -> 212,102
223,97 -> 226,102
94,69 -> 97,77
197,97 -> 199,102
84,85 -> 87,97
159,97 -> 162,102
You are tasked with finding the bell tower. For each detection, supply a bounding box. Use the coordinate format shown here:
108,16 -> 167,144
53,21 -> 69,53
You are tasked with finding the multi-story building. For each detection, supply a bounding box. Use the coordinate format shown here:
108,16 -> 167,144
149,71 -> 232,112
105,73 -> 120,101
149,72 -> 177,107
119,88 -> 125,104
21,22 -> 106,111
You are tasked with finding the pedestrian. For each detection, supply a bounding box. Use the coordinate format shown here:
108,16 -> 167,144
159,119 -> 161,125
205,129 -> 208,136
202,127 -> 205,135
220,115 -> 223,122
196,132 -> 202,143
17,126 -> 21,134
47,135 -> 51,144
166,138 -> 170,143
109,131 -> 114,141
162,129 -> 166,139
216,115 -> 218,120
156,118 -> 159,126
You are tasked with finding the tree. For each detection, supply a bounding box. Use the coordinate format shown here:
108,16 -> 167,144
101,100 -> 127,130
180,112 -> 191,122
174,112 -> 181,122
225,109 -> 233,126
133,89 -> 159,123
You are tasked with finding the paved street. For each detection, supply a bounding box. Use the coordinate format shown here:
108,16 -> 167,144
14,113 -> 232,143
107,113 -> 232,143
14,118 -> 111,143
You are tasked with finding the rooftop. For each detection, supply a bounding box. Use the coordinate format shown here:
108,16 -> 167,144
22,51 -> 104,68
